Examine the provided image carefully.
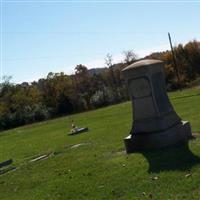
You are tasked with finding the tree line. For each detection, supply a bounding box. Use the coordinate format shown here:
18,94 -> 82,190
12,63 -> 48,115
0,40 -> 200,131
145,40 -> 200,90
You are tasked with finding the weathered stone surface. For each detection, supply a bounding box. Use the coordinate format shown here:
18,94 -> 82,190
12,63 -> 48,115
122,59 -> 192,153
68,127 -> 89,135
30,155 -> 48,162
124,121 -> 192,153
0,159 -> 13,168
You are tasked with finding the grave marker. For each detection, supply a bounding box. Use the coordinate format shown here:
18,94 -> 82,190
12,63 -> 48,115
122,59 -> 192,153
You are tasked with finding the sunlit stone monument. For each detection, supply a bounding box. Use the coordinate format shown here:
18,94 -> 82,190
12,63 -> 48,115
122,59 -> 192,153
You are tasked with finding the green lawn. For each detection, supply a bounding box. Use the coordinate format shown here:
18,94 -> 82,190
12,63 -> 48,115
1,88 -> 200,200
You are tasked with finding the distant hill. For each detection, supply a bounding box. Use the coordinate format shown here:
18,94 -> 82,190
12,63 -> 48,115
88,61 -> 138,76
88,67 -> 107,75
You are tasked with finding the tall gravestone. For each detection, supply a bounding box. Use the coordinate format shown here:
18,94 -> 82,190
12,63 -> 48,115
122,59 -> 192,153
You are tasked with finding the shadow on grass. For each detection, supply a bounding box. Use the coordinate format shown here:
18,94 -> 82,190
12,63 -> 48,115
141,141 -> 200,173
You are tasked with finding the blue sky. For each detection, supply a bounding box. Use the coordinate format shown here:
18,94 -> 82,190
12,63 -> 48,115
1,1 -> 200,83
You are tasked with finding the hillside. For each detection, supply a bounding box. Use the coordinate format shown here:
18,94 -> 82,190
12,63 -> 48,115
0,88 -> 200,200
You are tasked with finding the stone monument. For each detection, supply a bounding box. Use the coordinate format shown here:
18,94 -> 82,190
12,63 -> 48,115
122,59 -> 192,153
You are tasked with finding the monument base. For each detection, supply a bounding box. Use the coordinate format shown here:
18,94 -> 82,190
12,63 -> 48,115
124,121 -> 192,153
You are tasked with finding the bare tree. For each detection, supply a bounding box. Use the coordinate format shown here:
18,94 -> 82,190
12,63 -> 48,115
105,53 -> 113,68
104,53 -> 119,102
123,50 -> 137,64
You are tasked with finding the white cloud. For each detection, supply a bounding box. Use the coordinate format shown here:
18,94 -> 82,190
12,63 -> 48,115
136,44 -> 170,57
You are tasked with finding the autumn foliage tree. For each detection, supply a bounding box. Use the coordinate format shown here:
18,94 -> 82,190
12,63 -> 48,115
1,40 -> 200,131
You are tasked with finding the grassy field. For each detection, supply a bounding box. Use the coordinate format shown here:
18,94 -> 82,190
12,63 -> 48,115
1,88 -> 200,200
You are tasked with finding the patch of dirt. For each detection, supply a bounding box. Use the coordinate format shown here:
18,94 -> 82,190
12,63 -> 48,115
114,150 -> 126,156
104,150 -> 126,158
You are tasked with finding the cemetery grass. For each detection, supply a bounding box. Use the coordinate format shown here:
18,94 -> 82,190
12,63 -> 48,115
1,88 -> 200,200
